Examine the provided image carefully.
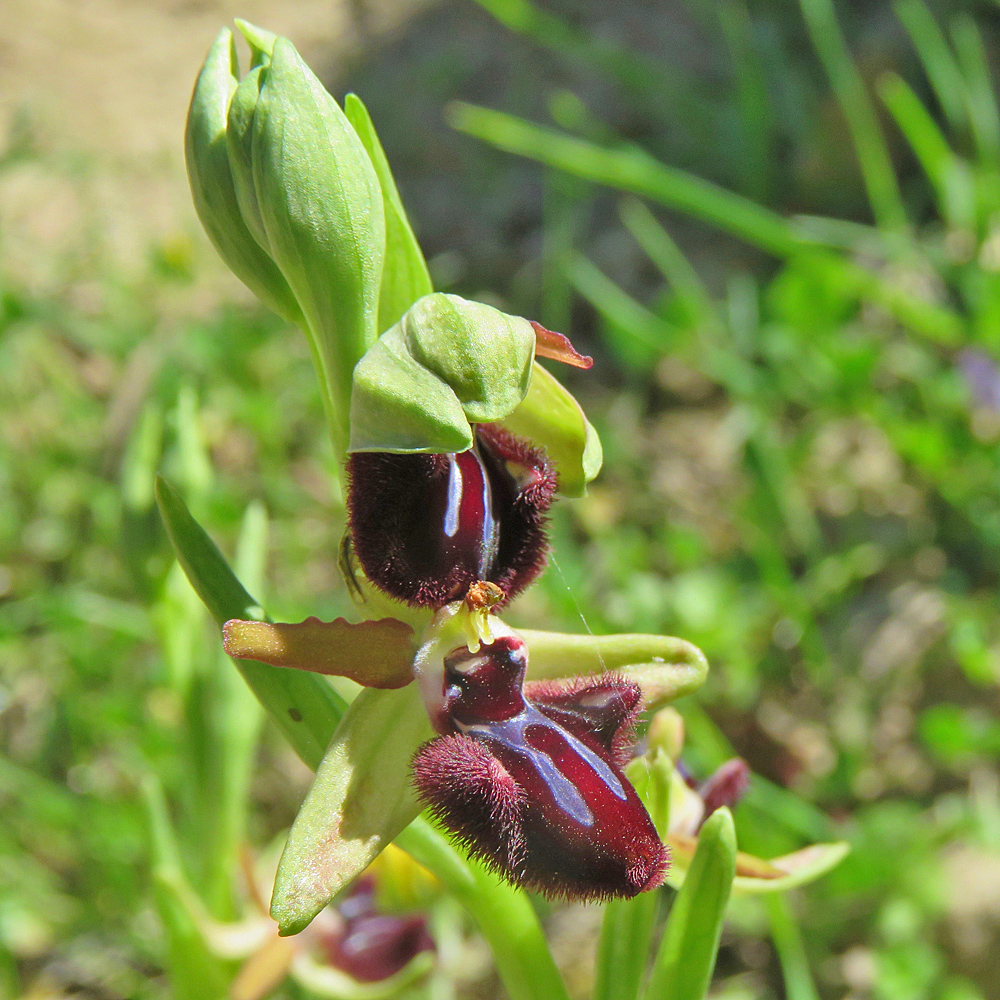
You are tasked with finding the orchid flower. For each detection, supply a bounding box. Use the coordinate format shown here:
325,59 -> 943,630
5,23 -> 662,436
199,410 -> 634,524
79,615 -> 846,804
171,28 -> 847,993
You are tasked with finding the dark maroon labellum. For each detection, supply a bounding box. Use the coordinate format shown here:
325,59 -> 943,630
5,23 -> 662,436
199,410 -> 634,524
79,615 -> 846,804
412,633 -> 669,900
347,425 -> 556,607
320,876 -> 434,983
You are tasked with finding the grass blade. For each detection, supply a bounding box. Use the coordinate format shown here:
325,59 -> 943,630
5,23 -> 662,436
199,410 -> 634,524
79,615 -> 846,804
798,0 -> 907,232
449,102 -> 803,257
879,71 -> 975,228
894,0 -> 968,132
951,15 -> 1000,166
644,808 -> 737,1000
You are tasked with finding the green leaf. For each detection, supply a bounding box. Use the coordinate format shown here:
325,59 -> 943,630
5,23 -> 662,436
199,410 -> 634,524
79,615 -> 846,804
519,629 -> 708,709
594,894 -> 659,1000
448,102 -> 802,257
155,476 -> 345,770
879,72 -> 975,229
502,361 -> 601,497
894,0 -> 968,133
344,93 -> 433,333
449,102 -> 963,345
271,684 -> 432,935
143,776 -> 229,1000
644,808 -> 737,1000
251,36 -> 386,460
349,293 -> 535,454
185,29 -> 302,325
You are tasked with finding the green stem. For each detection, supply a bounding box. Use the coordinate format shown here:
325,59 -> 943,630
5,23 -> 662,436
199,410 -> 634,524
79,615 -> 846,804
594,894 -> 660,1000
396,819 -> 570,1000
765,894 -> 820,1000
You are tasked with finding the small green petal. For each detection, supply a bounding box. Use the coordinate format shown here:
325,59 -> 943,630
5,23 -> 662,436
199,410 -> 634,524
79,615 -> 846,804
733,841 -> 849,894
666,835 -> 848,894
502,362 -> 602,497
349,293 -> 535,454
270,684 -> 432,936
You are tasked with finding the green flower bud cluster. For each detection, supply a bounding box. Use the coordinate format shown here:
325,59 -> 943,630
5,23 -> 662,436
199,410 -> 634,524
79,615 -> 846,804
186,21 -> 601,493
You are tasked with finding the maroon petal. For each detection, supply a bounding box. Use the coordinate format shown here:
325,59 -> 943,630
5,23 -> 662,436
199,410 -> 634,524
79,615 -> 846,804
347,426 -> 555,608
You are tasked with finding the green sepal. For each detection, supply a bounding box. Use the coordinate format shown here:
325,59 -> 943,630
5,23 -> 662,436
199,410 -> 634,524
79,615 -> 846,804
344,93 -> 434,333
518,629 -> 708,709
644,808 -> 737,1000
185,29 -> 302,325
270,684 -> 432,935
349,293 -> 535,454
155,476 -> 345,770
250,36 -> 386,457
502,361 -> 602,497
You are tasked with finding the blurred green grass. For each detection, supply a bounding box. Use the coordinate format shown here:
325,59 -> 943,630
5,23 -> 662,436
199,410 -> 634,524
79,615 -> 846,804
4,0 -> 1000,997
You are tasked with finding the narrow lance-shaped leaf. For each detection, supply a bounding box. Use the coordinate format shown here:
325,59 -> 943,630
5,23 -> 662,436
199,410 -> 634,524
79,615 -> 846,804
449,103 -> 963,344
644,807 -> 737,1000
396,817 -> 571,1000
344,93 -> 434,333
143,776 -> 230,1000
155,476 -> 345,769
518,629 -> 708,709
185,29 -> 303,325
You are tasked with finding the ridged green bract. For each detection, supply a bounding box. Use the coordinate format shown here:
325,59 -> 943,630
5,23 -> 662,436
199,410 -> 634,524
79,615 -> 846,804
349,293 -> 535,454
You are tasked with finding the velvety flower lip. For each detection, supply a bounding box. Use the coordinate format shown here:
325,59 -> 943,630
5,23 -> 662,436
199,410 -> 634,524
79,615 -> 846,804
411,605 -> 670,900
347,423 -> 556,608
